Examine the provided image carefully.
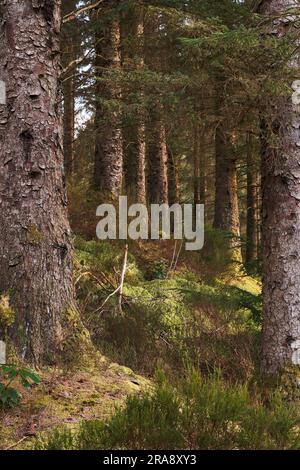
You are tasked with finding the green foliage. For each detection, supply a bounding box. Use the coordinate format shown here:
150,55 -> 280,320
35,368 -> 300,450
145,260 -> 168,280
74,239 -> 261,378
0,365 -> 40,408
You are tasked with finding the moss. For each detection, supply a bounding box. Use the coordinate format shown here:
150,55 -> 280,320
0,293 -> 15,333
59,305 -> 94,369
26,224 -> 43,245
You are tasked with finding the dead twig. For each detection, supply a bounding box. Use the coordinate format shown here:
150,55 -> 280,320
118,244 -> 128,315
95,245 -> 129,315
4,436 -> 28,451
166,240 -> 178,279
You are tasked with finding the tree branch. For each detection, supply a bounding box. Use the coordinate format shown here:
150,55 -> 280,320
63,0 -> 105,24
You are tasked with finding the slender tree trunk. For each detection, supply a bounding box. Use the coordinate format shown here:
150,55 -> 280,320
168,149 -> 180,205
194,122 -> 201,208
0,0 -> 75,364
246,133 -> 258,263
149,110 -> 169,204
94,12 -> 123,196
136,121 -> 147,204
121,4 -> 146,204
135,13 -> 146,205
213,121 -> 241,258
260,0 -> 300,375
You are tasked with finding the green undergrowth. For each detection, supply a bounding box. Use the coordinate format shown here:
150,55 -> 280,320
35,367 -> 300,450
75,237 -> 261,380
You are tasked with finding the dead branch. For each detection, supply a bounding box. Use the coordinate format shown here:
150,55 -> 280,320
63,0 -> 104,24
118,244 -> 128,315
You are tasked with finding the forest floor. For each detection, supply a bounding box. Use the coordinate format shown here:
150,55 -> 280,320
0,355 -> 150,450
0,234 -> 262,450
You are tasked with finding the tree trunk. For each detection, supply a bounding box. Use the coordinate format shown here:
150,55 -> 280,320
168,149 -> 180,205
260,0 -> 300,375
94,12 -> 123,197
193,122 -> 206,208
135,13 -> 146,205
61,0 -> 77,177
0,0 -> 75,364
136,121 -> 147,204
121,4 -> 146,204
246,133 -> 258,263
62,73 -> 75,176
213,121 -> 241,258
149,111 -> 169,205
193,122 -> 201,208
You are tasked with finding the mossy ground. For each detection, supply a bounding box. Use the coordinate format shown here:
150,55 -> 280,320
0,236 -> 262,450
0,353 -> 150,450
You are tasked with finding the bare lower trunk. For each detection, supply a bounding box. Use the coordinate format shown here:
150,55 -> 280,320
94,14 -> 123,196
136,122 -> 147,204
193,122 -> 201,208
121,5 -> 146,204
260,0 -> 300,375
135,13 -> 146,205
246,133 -> 258,263
149,113 -> 169,204
0,0 -> 75,364
214,123 -> 241,257
168,149 -> 180,205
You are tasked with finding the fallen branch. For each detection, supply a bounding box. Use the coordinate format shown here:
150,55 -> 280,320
95,244 -> 128,315
4,436 -> 28,451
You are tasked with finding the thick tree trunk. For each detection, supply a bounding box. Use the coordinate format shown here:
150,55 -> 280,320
61,0 -> 77,176
213,121 -> 241,258
260,0 -> 300,374
94,13 -> 123,196
0,0 -> 75,364
246,133 -> 258,263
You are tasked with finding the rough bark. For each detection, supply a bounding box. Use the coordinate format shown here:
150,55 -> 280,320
246,133 -> 258,263
94,12 -> 123,196
260,0 -> 300,375
0,0 -> 75,364
62,72 -> 75,175
61,0 -> 77,176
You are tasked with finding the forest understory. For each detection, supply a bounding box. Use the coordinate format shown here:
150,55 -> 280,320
2,0 -> 300,453
0,236 -> 290,450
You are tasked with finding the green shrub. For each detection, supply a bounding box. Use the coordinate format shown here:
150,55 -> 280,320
35,368 -> 300,450
0,365 -> 41,408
